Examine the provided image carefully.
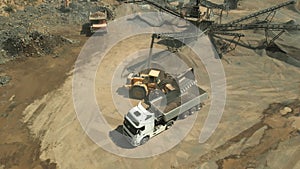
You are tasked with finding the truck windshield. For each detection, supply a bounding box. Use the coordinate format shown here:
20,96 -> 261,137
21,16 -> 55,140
124,118 -> 138,134
91,20 -> 100,24
124,118 -> 145,135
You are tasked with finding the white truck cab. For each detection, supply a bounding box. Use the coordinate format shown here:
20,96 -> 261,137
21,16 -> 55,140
123,102 -> 157,146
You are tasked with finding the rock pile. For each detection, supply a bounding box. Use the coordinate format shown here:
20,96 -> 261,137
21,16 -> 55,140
0,1 -> 116,62
0,75 -> 11,86
2,30 -> 68,57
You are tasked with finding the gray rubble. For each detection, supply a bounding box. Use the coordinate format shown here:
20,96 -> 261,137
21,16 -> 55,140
0,1 -> 115,63
0,75 -> 11,86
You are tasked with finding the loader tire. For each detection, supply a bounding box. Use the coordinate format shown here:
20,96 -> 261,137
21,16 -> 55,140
130,86 -> 147,100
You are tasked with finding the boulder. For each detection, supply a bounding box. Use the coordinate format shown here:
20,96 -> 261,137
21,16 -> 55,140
280,106 -> 292,116
0,75 -> 11,86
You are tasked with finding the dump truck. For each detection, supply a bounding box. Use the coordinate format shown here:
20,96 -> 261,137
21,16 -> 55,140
122,84 -> 208,146
88,10 -> 107,34
125,68 -> 196,100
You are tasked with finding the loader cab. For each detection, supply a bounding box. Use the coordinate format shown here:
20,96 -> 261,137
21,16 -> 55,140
143,69 -> 161,88
129,69 -> 160,84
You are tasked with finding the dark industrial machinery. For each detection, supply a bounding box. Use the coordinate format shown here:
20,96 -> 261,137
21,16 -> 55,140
122,0 -> 300,101
126,0 -> 300,58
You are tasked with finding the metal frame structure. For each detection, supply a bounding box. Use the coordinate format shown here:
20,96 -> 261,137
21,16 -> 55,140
127,0 -> 300,59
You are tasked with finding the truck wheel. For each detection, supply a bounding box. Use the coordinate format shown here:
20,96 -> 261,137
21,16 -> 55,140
140,136 -> 149,145
189,107 -> 197,115
196,104 -> 202,111
130,86 -> 146,100
166,120 -> 174,130
180,111 -> 189,119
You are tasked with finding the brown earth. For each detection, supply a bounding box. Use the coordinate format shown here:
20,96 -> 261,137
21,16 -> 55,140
0,27 -> 87,169
196,100 -> 300,169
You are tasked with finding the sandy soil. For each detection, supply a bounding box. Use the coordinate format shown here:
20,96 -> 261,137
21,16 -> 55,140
22,33 -> 300,169
0,26 -> 87,168
1,0 -> 300,169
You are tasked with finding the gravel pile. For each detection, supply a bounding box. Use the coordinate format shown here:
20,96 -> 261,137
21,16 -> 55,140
2,30 -> 68,57
0,1 -> 116,63
0,75 -> 11,86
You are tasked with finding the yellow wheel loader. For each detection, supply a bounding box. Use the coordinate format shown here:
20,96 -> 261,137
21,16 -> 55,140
125,68 -> 196,100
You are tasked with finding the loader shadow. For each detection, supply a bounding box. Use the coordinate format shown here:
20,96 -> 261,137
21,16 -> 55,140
116,87 -> 146,100
116,86 -> 130,98
92,31 -> 108,37
121,50 -> 169,74
109,125 -> 135,149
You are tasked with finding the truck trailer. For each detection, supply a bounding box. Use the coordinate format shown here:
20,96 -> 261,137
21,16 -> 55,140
122,85 -> 208,146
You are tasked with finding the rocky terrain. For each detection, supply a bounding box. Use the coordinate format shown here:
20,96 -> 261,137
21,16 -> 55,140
0,0 -> 118,168
0,0 -> 300,169
0,0 -> 117,64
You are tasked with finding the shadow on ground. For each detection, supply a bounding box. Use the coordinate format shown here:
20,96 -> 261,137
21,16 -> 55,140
266,43 -> 300,68
109,125 -> 135,149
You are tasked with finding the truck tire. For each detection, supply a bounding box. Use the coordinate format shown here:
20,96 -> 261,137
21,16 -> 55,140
140,136 -> 149,145
130,86 -> 146,99
166,120 -> 174,130
180,111 -> 189,119
196,103 -> 203,111
189,107 -> 197,115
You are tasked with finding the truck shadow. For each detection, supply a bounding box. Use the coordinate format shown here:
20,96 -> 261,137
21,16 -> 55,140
80,23 -> 91,37
80,23 -> 107,37
109,125 -> 135,149
92,31 -> 107,37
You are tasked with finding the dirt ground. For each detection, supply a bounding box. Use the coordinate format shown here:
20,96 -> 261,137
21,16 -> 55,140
0,26 -> 87,168
1,0 -> 300,169
20,34 -> 300,169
